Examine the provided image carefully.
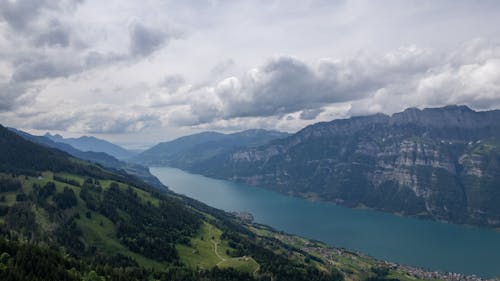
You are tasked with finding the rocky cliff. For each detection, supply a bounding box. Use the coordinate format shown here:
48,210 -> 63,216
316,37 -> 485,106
191,106 -> 500,227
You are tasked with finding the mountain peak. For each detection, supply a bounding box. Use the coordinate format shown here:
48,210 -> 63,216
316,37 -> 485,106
389,105 -> 489,128
44,132 -> 63,140
45,133 -> 133,159
441,104 -> 473,111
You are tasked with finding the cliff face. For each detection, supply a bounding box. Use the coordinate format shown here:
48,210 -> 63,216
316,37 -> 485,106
192,106 -> 500,226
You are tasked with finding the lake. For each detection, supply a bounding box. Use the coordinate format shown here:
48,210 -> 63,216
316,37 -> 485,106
150,166 -> 500,278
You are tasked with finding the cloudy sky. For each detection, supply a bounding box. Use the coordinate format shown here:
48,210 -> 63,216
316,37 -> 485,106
1,0 -> 500,148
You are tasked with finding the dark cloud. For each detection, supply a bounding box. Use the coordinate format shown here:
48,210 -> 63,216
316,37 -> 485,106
11,59 -> 81,82
0,0 -> 52,31
129,22 -> 170,57
34,19 -> 70,47
208,56 -> 382,120
0,83 -> 27,111
176,42 -> 500,126
84,51 -> 126,68
0,0 -> 81,31
246,57 -> 319,115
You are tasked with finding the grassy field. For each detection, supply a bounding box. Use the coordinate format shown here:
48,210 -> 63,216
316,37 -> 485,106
177,222 -> 259,273
218,257 -> 259,272
76,209 -> 165,269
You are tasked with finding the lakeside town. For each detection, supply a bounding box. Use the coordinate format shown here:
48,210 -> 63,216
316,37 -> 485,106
235,211 -> 499,281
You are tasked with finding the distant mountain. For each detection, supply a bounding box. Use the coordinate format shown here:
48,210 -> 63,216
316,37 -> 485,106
185,106 -> 500,227
45,133 -> 134,159
10,128 -> 165,190
132,129 -> 289,168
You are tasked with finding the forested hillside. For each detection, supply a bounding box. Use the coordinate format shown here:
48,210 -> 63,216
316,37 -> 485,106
0,124 -> 350,281
9,128 -> 165,190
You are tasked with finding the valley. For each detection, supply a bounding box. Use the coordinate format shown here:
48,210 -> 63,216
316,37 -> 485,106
2,1 -> 499,280
137,106 -> 500,228
1,106 -> 499,280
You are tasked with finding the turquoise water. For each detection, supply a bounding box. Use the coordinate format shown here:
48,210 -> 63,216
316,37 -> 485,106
150,167 -> 500,278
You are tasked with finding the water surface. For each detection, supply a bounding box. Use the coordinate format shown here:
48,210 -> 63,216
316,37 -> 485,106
151,166 -> 500,278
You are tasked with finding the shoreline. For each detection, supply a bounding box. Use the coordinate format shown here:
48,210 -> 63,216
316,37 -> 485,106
150,166 -> 500,278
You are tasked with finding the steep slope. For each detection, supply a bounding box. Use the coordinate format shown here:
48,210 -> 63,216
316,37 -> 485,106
189,106 -> 500,227
0,124 -> 347,281
46,133 -> 134,160
10,128 -> 165,191
133,129 -> 289,168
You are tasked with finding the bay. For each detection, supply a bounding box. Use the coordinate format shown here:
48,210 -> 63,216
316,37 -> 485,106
151,166 -> 500,278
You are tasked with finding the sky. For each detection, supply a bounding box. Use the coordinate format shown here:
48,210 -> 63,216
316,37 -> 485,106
1,0 -> 500,149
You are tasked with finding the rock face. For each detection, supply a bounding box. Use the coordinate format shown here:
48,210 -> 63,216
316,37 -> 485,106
192,106 -> 500,227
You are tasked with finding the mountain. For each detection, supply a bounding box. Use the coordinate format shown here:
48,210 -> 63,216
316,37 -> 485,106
184,106 -> 500,227
1,124 -> 493,280
45,133 -> 134,160
0,124 -> 344,281
10,128 -> 165,190
132,129 -> 289,168
2,123 -> 447,281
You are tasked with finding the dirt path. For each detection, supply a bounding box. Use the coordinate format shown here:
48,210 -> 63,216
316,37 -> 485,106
209,226 -> 226,263
253,264 -> 260,275
209,225 -> 260,273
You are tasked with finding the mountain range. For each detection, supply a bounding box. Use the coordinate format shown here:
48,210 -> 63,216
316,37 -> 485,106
9,128 -> 165,190
137,105 -> 500,227
132,129 -> 289,168
0,123 -> 440,281
45,133 -> 135,160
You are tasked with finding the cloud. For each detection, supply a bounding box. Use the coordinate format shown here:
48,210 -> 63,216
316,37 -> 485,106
300,108 -> 323,120
33,19 -> 70,47
2,0 -> 500,143
0,0 -> 81,31
11,57 -> 81,82
159,74 -> 185,93
26,105 -> 161,134
162,40 -> 500,128
415,58 -> 500,107
345,41 -> 500,116
0,83 -> 29,111
173,47 -> 433,123
209,59 -> 236,79
0,0 -> 52,31
0,1 -> 187,119
184,57 -> 358,123
129,21 -> 171,57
